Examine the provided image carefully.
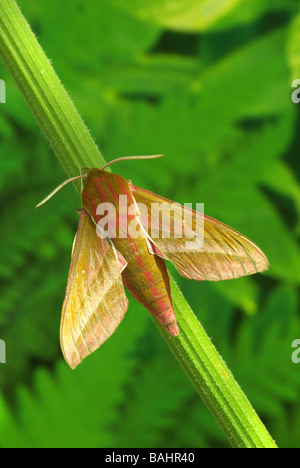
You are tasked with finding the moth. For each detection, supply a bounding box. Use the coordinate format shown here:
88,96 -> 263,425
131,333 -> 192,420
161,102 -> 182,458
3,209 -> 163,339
37,155 -> 270,369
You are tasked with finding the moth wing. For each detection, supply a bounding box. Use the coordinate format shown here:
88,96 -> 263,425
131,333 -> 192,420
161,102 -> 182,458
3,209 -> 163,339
130,185 -> 270,281
61,208 -> 128,369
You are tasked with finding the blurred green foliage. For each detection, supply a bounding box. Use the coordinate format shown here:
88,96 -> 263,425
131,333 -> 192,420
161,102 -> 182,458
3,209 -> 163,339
0,0 -> 300,448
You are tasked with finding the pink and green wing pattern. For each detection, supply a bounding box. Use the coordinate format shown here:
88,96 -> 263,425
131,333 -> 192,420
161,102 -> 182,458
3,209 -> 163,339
130,184 -> 270,281
82,169 -> 179,336
60,208 -> 129,369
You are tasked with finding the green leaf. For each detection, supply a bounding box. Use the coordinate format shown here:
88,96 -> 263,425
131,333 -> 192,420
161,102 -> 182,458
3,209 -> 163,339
111,0 -> 248,32
209,0 -> 295,31
111,0 -> 295,32
18,0 -> 161,65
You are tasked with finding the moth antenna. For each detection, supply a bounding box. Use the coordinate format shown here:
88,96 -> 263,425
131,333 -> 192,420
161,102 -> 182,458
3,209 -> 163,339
35,174 -> 87,209
80,166 -> 89,175
101,154 -> 166,170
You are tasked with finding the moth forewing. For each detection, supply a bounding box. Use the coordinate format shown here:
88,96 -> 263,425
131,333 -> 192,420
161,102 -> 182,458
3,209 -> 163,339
60,208 -> 129,369
130,184 -> 270,282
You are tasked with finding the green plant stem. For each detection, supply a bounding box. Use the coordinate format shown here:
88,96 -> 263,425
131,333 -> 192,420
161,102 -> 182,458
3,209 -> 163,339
0,0 -> 277,448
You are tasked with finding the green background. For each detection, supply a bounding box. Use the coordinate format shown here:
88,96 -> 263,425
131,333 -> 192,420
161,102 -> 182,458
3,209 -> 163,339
0,0 -> 300,448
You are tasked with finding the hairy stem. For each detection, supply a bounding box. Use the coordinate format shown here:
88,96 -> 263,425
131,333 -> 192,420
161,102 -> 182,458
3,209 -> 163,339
0,0 -> 277,448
